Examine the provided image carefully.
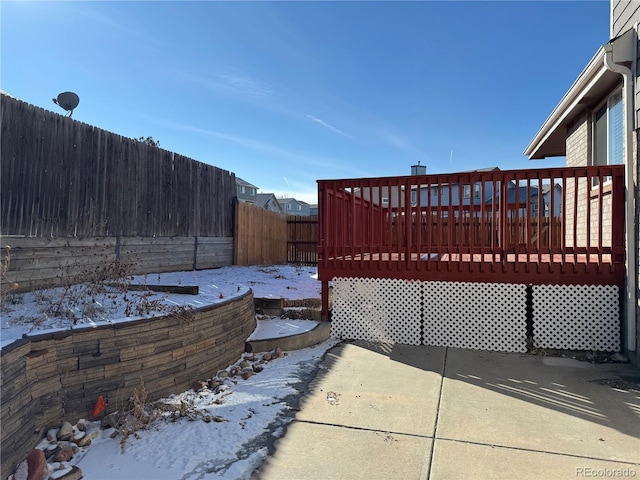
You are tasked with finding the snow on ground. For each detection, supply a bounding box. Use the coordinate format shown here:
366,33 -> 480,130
39,340 -> 338,480
1,264 -> 320,348
3,265 -> 336,480
248,318 -> 319,341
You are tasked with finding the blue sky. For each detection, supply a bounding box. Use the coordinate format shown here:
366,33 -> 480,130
2,1 -> 610,204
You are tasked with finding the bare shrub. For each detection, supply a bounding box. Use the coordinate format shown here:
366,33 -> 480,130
0,246 -> 19,308
32,259 -> 192,328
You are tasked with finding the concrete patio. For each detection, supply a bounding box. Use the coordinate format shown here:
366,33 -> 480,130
255,341 -> 640,480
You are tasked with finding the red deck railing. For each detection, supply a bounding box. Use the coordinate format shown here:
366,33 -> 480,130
317,166 -> 625,290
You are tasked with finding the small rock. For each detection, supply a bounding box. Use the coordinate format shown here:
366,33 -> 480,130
25,448 -> 46,480
207,379 -> 222,389
214,384 -> 229,395
217,370 -> 229,379
11,459 -> 27,480
75,420 -> 86,432
241,368 -> 254,380
49,468 -> 71,480
53,446 -> 74,463
262,352 -> 272,362
253,364 -> 264,373
44,445 -> 58,459
51,466 -> 83,480
75,432 -> 91,448
191,380 -> 207,392
101,412 -> 119,429
57,422 -> 73,441
46,429 -> 58,442
272,347 -> 284,358
229,366 -> 241,377
108,428 -> 119,439
239,360 -> 251,369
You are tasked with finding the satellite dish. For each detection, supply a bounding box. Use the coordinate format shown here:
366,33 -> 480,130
52,92 -> 79,117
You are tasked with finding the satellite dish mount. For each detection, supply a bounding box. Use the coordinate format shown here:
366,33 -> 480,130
52,92 -> 80,117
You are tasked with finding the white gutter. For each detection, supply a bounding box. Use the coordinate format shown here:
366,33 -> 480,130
603,28 -> 637,352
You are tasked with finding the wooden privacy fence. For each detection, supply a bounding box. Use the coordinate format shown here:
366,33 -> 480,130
234,201 -> 287,265
1,93 -> 235,238
287,215 -> 318,265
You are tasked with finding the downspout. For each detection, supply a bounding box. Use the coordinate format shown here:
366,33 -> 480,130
604,34 -> 637,353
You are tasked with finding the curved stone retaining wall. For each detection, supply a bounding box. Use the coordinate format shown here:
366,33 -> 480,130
0,291 -> 256,479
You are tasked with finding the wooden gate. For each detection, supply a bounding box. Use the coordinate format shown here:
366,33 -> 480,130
287,215 -> 318,265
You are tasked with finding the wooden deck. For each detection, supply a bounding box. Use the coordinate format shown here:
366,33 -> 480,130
317,166 -> 626,319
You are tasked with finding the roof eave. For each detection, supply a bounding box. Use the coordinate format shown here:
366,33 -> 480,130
524,46 -> 614,160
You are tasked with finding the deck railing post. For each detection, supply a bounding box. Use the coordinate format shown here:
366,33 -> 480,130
499,177 -> 508,270
321,280 -> 329,322
611,167 -> 625,266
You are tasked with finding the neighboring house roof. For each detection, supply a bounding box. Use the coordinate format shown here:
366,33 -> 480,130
460,167 -> 501,173
280,198 -> 311,214
256,193 -> 275,207
256,193 -> 284,212
524,29 -> 635,160
541,184 -> 562,195
236,177 -> 259,189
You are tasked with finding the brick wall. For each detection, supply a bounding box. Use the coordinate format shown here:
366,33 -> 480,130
564,112 -> 613,248
0,291 -> 256,479
565,112 -> 590,168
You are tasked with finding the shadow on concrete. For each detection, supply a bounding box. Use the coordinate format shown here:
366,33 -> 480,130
334,341 -> 640,440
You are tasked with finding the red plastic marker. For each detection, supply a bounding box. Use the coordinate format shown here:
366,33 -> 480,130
93,395 -> 108,417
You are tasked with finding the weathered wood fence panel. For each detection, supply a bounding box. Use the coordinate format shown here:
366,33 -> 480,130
196,237 -> 234,270
1,93 -> 235,238
287,215 -> 318,265
120,237 -> 196,275
1,237 -> 118,291
1,236 -> 234,292
234,201 -> 287,265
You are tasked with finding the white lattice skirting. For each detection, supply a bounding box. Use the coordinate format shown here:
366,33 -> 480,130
331,277 -> 527,352
330,278 -> 621,353
423,282 -> 527,352
331,278 -> 422,345
532,285 -> 620,351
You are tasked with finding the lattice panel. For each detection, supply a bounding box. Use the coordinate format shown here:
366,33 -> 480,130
331,277 -> 422,345
423,282 -> 528,352
532,285 -> 620,351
